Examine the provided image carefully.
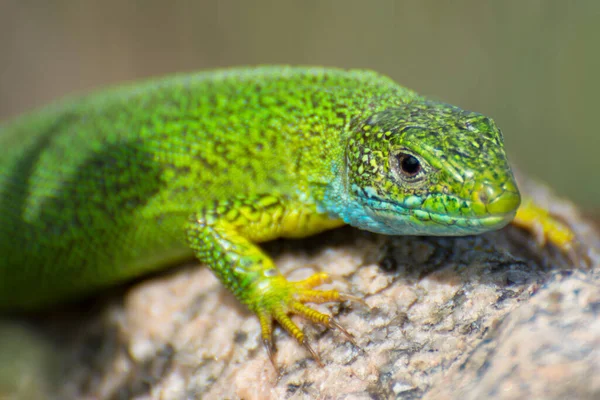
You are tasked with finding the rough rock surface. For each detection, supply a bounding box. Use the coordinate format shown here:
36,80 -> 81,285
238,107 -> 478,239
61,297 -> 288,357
5,177 -> 600,400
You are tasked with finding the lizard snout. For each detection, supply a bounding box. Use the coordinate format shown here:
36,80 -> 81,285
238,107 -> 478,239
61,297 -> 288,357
474,179 -> 521,215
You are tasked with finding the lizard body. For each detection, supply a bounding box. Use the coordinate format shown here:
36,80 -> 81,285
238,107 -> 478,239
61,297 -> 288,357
1,66 -> 527,360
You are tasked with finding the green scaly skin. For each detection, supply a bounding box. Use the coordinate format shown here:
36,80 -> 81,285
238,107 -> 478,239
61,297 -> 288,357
0,66 -> 520,362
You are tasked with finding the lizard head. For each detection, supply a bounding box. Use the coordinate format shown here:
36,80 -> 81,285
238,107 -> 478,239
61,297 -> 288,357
334,101 -> 521,236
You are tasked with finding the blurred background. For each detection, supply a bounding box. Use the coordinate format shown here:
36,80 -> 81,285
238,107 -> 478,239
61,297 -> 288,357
1,1 -> 598,212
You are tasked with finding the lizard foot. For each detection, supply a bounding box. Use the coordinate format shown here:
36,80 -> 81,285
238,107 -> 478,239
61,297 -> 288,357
250,271 -> 362,371
512,198 -> 587,266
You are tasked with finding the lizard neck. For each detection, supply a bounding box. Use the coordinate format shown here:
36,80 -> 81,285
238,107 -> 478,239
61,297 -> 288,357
309,111 -> 396,233
318,168 -> 396,234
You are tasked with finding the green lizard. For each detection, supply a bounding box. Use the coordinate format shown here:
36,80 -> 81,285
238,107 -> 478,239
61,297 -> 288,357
0,66 -> 573,365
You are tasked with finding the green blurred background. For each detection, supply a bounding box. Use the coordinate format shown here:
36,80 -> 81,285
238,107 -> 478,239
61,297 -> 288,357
1,1 -> 598,211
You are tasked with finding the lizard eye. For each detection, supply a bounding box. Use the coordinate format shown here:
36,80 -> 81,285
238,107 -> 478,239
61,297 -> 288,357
392,152 -> 424,181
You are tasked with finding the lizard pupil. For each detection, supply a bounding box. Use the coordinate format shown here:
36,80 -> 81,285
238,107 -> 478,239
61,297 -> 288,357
399,154 -> 421,177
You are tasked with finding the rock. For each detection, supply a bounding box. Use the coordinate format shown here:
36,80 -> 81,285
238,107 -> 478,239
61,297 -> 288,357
9,176 -> 600,400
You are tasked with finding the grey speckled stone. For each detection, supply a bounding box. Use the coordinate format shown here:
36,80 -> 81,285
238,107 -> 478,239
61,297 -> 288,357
8,175 -> 599,400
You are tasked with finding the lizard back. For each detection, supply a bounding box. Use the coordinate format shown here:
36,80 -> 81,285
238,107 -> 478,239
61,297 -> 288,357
0,67 -> 411,309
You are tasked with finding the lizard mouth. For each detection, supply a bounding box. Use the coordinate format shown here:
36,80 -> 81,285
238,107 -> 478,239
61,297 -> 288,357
355,177 -> 520,236
363,195 -> 518,236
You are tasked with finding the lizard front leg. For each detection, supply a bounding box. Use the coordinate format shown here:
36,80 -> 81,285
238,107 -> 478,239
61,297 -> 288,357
185,194 -> 354,367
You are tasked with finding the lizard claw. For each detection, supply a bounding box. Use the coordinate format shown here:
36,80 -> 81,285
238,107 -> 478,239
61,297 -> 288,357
302,340 -> 323,367
339,293 -> 370,309
263,337 -> 279,376
328,317 -> 361,350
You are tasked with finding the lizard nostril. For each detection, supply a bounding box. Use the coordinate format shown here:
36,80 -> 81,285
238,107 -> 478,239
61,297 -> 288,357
477,184 -> 495,204
478,189 -> 490,204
